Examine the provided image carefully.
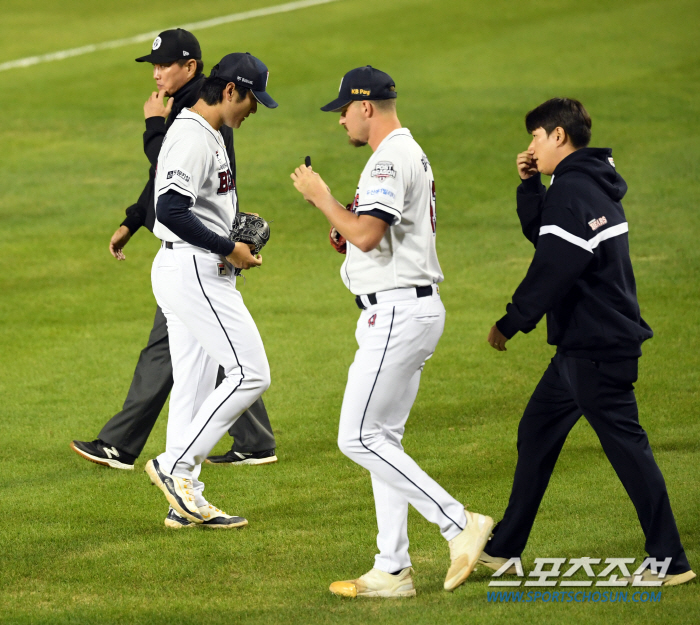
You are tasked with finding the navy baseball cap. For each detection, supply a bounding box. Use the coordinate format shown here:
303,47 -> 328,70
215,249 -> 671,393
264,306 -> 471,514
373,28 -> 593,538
135,29 -> 202,64
210,52 -> 278,109
321,66 -> 397,112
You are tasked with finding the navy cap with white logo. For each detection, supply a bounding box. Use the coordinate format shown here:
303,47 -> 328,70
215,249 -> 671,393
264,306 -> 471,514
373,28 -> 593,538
135,29 -> 202,64
210,52 -> 278,109
321,66 -> 397,112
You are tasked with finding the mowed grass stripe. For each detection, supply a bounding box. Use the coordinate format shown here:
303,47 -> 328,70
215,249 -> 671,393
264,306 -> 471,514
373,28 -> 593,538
0,0 -> 341,72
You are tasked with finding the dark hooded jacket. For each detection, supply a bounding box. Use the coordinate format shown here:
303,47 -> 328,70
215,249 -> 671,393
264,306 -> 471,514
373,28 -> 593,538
121,73 -> 235,234
496,147 -> 653,361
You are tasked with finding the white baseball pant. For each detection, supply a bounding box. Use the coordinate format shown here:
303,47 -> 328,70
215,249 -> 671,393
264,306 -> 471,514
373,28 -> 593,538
151,244 -> 270,506
337,287 -> 467,573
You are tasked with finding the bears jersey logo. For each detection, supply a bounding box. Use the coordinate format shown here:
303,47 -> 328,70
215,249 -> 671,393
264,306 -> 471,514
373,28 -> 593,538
217,169 -> 234,195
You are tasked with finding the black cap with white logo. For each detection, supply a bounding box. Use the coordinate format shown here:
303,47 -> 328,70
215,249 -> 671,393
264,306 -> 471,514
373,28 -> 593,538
135,29 -> 202,64
210,52 -> 278,109
321,66 -> 397,112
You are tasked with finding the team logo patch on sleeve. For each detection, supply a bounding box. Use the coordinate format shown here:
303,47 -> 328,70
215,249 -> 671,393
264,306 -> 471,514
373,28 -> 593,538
166,169 -> 191,183
588,216 -> 608,231
371,161 -> 396,179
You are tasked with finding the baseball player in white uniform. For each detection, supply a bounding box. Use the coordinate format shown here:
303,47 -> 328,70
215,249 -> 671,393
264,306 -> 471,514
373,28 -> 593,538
144,52 -> 277,529
291,66 -> 493,596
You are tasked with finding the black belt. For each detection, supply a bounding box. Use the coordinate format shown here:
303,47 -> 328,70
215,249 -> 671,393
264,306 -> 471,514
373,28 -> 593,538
355,285 -> 433,310
163,241 -> 174,249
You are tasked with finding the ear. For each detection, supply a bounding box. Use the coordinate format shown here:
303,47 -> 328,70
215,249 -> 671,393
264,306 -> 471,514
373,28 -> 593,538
362,101 -> 374,118
225,83 -> 236,101
186,58 -> 197,74
554,126 -> 569,146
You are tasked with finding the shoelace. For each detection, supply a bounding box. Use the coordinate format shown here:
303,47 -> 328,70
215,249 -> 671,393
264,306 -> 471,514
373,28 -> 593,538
201,504 -> 226,520
181,478 -> 195,502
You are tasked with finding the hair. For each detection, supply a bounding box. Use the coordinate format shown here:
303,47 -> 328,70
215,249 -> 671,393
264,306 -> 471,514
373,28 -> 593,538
371,98 -> 397,113
525,98 -> 592,148
176,58 -> 204,77
198,75 -> 249,105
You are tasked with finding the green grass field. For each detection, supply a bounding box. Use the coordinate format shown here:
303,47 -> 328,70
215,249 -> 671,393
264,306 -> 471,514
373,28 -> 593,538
0,0 -> 698,623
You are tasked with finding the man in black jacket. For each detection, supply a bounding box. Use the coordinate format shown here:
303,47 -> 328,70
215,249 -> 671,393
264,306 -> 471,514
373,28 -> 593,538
70,29 -> 277,470
481,98 -> 693,585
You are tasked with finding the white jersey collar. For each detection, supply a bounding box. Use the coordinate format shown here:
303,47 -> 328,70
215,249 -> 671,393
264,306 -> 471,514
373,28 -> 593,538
375,127 -> 412,151
180,107 -> 218,133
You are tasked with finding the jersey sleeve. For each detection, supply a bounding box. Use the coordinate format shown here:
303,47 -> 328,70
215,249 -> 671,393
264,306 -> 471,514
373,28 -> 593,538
156,130 -> 210,202
355,153 -> 406,225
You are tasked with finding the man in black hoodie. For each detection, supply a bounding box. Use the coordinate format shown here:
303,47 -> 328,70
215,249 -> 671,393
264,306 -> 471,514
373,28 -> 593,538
70,30 -> 277,471
480,98 -> 694,585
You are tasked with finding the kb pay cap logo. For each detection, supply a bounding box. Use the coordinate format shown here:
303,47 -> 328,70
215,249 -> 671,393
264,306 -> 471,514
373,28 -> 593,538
152,36 -> 162,51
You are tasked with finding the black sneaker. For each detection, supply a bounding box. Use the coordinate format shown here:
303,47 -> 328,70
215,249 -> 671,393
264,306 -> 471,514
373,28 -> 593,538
70,439 -> 136,470
205,448 -> 277,466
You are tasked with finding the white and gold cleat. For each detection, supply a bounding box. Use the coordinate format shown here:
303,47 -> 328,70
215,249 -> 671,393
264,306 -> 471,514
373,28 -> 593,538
444,509 -> 494,591
164,506 -> 248,529
144,459 -> 203,524
198,504 -> 248,528
329,567 -> 416,598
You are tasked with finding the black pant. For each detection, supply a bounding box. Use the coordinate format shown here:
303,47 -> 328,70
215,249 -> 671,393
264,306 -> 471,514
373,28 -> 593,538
488,353 -> 690,574
99,306 -> 276,457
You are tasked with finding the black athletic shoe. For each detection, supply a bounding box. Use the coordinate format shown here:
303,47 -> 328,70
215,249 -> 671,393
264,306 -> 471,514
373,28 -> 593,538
205,448 -> 278,466
70,439 -> 136,470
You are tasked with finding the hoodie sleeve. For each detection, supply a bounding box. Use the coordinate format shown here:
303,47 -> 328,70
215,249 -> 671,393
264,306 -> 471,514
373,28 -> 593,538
496,203 -> 593,338
120,176 -> 152,234
144,117 -> 167,166
516,174 -> 547,244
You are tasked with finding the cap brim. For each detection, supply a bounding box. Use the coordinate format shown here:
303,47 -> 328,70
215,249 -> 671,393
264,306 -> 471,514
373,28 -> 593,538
320,97 -> 352,112
135,52 -> 179,63
252,90 -> 278,109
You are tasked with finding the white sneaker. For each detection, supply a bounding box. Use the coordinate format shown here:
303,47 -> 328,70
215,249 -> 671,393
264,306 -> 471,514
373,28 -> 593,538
164,506 -> 248,529
444,509 -> 494,591
198,504 -> 248,528
329,567 -> 416,598
144,459 -> 203,524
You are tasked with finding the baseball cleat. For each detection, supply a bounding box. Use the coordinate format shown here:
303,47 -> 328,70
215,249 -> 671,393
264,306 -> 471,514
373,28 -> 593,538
444,509 -> 494,591
205,448 -> 277,466
478,551 -> 518,574
625,569 -> 696,587
165,506 -> 248,529
70,439 -> 135,470
198,504 -> 248,528
144,459 -> 203,524
329,567 -> 416,598
164,508 -> 196,529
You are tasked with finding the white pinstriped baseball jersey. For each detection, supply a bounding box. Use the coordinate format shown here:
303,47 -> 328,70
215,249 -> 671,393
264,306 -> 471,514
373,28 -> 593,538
341,128 -> 444,295
154,109 -> 236,243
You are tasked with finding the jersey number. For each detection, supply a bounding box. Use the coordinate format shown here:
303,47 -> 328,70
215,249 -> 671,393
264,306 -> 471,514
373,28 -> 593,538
217,169 -> 234,195
429,180 -> 436,234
